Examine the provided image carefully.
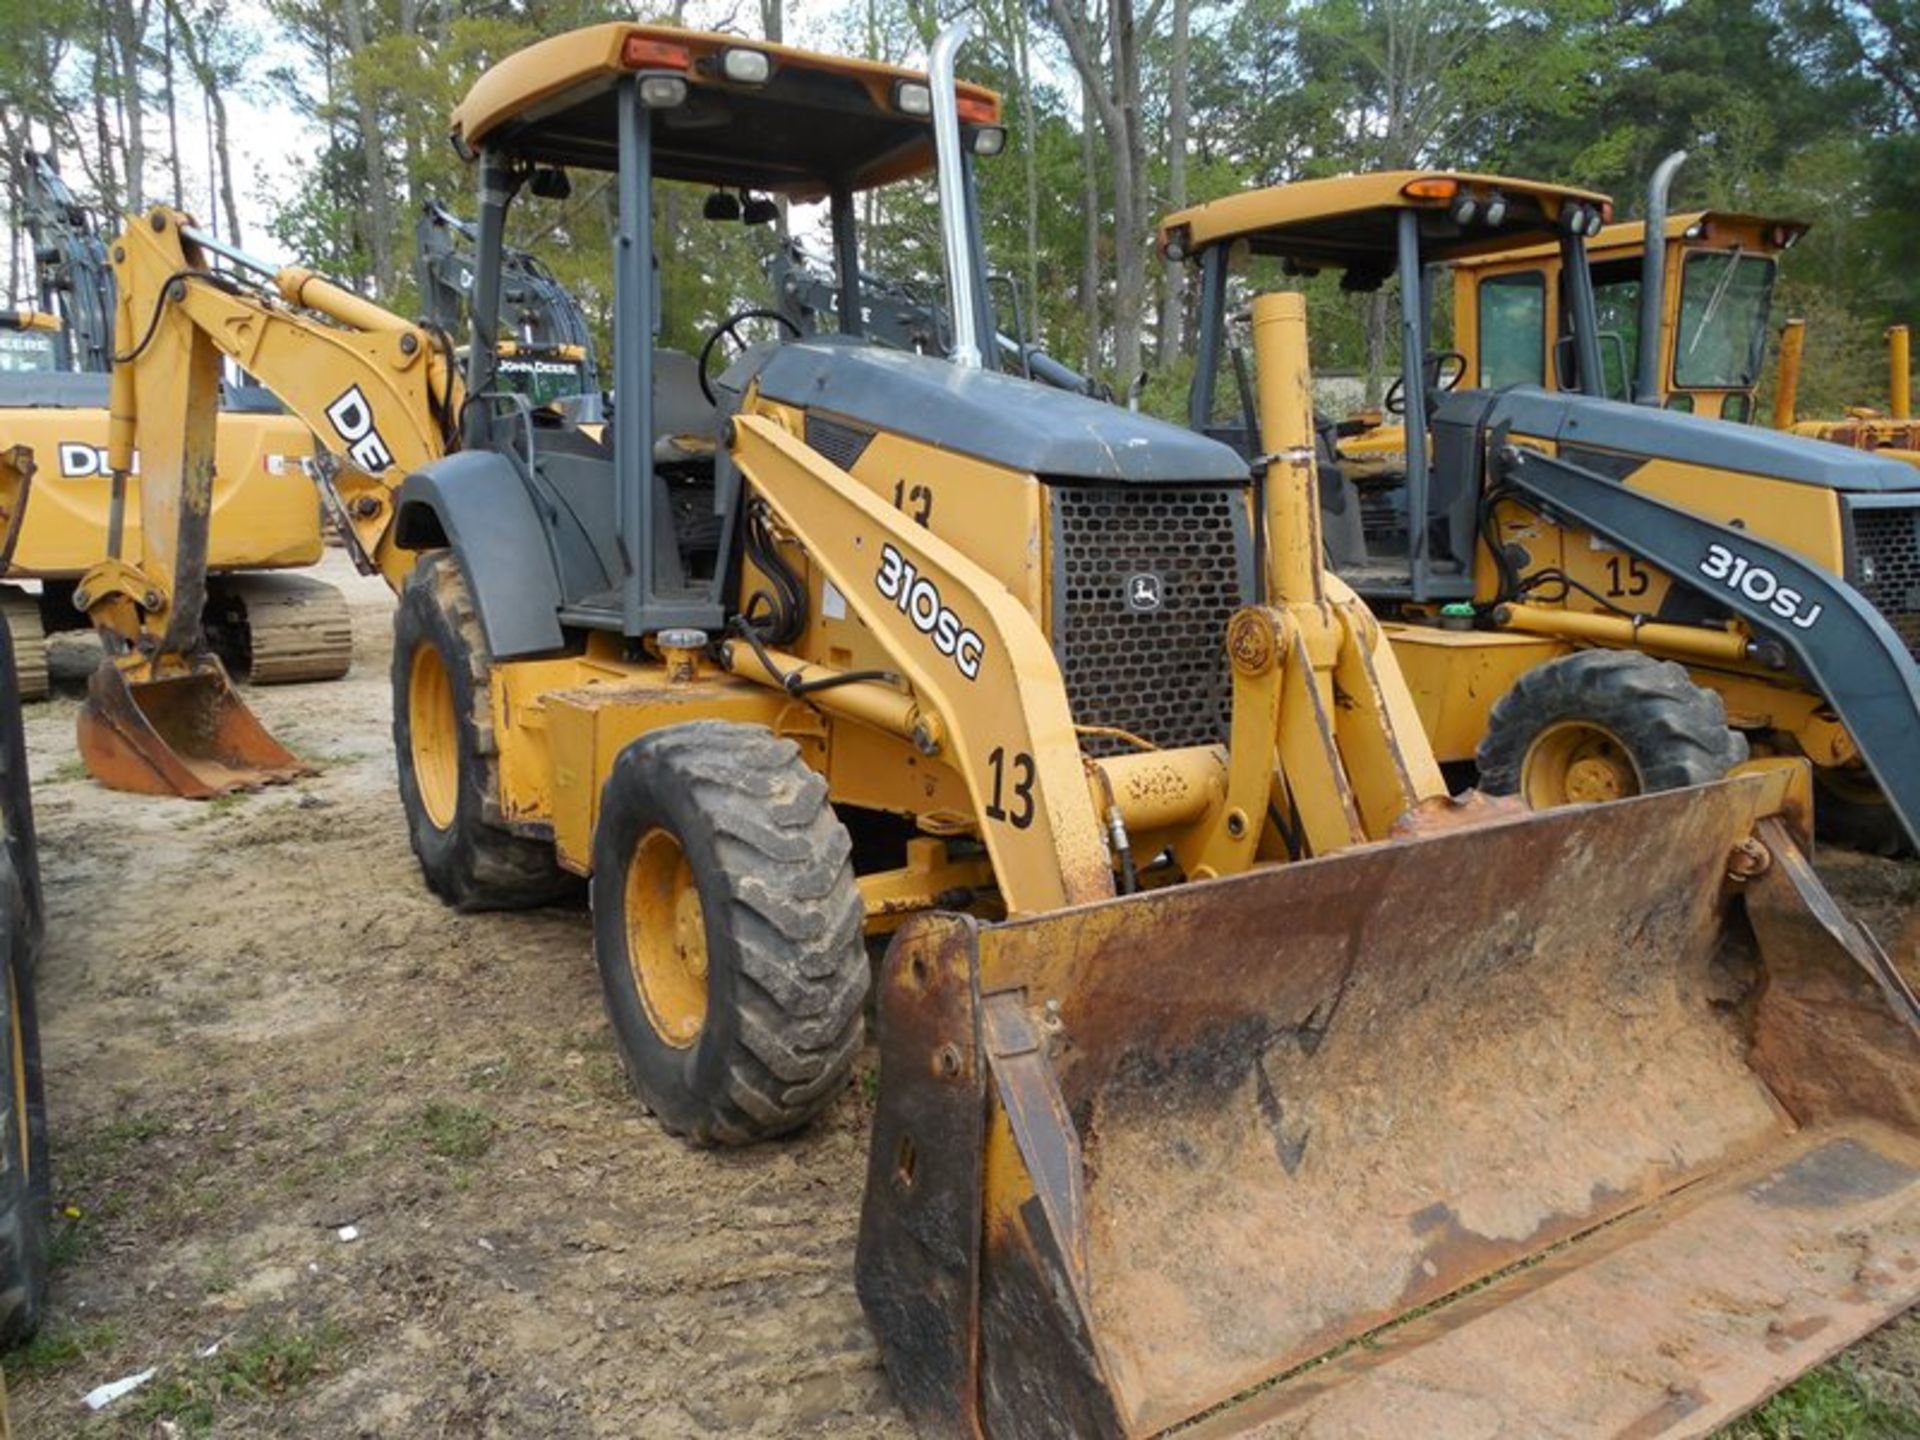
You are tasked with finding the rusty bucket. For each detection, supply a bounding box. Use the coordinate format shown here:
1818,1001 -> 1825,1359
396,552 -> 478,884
858,774 -> 1920,1437
77,659 -> 312,798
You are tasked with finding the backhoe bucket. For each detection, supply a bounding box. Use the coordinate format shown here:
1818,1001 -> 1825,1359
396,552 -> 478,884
858,774 -> 1920,1437
76,660 -> 312,798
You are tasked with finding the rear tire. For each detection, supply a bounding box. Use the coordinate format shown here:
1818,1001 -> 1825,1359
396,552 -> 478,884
391,552 -> 577,911
591,722 -> 866,1145
1477,650 -> 1748,807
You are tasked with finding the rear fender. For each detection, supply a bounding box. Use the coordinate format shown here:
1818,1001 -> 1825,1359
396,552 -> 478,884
393,451 -> 566,661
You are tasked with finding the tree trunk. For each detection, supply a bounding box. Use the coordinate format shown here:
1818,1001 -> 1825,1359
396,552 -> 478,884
111,0 -> 151,214
1079,68 -> 1101,376
1016,5 -> 1040,345
1159,0 -> 1191,365
339,0 -> 395,296
162,2 -> 182,208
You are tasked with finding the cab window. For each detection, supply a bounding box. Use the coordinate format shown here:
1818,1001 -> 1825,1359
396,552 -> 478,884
1675,251 -> 1775,389
1476,271 -> 1545,388
1589,261 -> 1641,402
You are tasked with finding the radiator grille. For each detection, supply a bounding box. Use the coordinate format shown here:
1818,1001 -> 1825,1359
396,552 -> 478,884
1851,503 -> 1920,661
803,414 -> 874,472
1051,484 -> 1251,757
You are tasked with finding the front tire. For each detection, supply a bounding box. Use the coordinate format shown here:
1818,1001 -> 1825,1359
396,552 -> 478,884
391,552 -> 576,911
591,722 -> 866,1146
1477,650 -> 1748,807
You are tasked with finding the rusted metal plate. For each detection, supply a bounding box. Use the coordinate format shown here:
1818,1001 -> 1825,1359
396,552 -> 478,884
1191,1123 -> 1920,1438
76,660 -> 311,798
967,777 -> 1913,1434
856,914 -> 988,1433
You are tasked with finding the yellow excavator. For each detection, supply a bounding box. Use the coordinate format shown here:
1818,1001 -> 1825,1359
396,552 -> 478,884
62,19 -> 1920,1434
0,149 -> 350,702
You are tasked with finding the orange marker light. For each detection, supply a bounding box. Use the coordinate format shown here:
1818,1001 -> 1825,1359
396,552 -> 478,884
1402,177 -> 1459,200
957,94 -> 1000,125
622,35 -> 691,69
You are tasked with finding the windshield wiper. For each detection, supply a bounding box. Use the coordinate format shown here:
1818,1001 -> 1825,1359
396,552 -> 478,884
1687,245 -> 1747,359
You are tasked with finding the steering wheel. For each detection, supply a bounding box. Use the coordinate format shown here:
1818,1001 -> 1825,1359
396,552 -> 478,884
698,308 -> 802,405
1384,350 -> 1468,416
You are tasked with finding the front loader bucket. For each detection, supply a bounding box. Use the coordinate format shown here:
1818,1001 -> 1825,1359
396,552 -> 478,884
76,660 -> 313,798
858,775 -> 1920,1437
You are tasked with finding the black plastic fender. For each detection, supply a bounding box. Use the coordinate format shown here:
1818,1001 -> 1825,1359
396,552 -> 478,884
392,450 -> 567,661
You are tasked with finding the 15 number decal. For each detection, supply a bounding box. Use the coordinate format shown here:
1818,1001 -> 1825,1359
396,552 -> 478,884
1604,554 -> 1651,599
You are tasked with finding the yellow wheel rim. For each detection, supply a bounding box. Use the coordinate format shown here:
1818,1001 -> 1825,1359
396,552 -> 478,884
408,643 -> 460,831
9,968 -> 27,1182
625,829 -> 709,1050
1521,721 -> 1642,809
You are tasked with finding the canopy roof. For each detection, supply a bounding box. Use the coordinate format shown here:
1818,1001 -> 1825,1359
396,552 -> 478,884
450,24 -> 1002,197
1446,211 -> 1812,270
1159,172 -> 1614,271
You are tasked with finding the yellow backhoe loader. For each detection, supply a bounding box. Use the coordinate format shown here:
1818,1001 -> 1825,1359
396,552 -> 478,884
0,149 -> 350,702
1166,171 -> 1920,862
68,20 -> 1920,1434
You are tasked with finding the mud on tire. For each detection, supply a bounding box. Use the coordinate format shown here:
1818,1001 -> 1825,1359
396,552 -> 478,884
1477,649 -> 1748,801
391,551 -> 577,911
591,722 -> 866,1146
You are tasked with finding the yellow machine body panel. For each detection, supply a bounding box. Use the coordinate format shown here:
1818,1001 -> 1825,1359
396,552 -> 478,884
0,403 -> 320,578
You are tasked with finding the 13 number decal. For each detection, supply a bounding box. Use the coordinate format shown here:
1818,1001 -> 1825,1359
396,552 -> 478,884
984,747 -> 1036,829
892,478 -> 934,526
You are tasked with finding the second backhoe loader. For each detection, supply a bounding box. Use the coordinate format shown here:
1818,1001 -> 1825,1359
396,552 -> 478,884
1165,173 -> 1920,860
73,19 -> 1920,1435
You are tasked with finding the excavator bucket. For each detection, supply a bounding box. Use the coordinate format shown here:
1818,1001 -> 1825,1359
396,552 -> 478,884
76,660 -> 312,798
859,773 -> 1920,1437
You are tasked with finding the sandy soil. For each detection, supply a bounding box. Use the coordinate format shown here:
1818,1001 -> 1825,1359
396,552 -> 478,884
5,547 -> 1916,1436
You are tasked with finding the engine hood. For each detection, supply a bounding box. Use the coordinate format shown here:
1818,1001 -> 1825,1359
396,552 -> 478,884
1473,388 -> 1919,494
754,340 -> 1249,485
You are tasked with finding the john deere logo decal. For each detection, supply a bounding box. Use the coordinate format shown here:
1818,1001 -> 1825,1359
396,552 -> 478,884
1125,572 -> 1164,613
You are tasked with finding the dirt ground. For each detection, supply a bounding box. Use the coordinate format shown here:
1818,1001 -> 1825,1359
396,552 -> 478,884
6,548 -> 1918,1437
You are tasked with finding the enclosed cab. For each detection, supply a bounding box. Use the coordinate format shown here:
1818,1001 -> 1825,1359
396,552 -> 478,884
1451,209 -> 1805,422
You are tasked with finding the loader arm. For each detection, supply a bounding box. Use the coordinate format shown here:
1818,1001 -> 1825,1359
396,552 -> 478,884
1497,443 -> 1920,850
730,413 -> 1114,914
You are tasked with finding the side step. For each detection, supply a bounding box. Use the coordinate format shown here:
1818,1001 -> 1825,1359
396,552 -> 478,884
1196,1122 -> 1920,1439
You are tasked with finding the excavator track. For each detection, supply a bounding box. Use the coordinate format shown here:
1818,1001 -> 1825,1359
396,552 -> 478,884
205,574 -> 353,686
0,589 -> 48,702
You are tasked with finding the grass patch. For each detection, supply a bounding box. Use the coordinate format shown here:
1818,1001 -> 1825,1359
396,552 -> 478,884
407,1102 -> 494,1163
123,1321 -> 345,1434
45,758 -> 92,785
1724,1359 -> 1920,1439
7,1321 -> 119,1381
